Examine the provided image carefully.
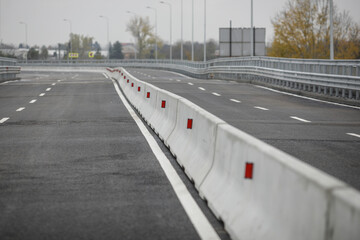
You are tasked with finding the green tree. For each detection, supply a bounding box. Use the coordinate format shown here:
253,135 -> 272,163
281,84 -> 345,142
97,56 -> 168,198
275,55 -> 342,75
268,0 -> 360,59
127,16 -> 161,58
40,45 -> 48,59
27,47 -> 39,60
110,41 -> 124,59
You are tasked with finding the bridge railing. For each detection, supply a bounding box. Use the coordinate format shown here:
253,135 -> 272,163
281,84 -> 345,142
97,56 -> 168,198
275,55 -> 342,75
0,57 -> 21,83
18,57 -> 360,101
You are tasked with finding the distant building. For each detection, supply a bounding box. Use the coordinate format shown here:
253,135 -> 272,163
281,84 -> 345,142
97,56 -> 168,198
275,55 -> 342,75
122,43 -> 137,59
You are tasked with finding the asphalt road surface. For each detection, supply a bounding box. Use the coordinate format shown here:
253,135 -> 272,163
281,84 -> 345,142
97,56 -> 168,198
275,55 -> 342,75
0,71 -> 229,240
126,68 -> 360,191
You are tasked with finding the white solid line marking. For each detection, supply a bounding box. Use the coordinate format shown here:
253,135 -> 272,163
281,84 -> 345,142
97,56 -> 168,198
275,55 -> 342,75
188,83 -> 194,86
256,85 -> 360,110
16,107 -> 25,112
290,116 -> 311,123
102,73 -> 109,79
39,93 -> 45,97
52,83 -> 56,86
46,88 -> 51,91
254,106 -> 269,111
29,99 -> 37,104
0,117 -> 9,123
212,92 -> 221,96
347,133 -> 360,138
198,87 -> 206,91
230,99 -> 241,103
112,79 -> 220,240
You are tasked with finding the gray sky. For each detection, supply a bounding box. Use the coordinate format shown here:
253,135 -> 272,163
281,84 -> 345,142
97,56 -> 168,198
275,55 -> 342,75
1,0 -> 360,47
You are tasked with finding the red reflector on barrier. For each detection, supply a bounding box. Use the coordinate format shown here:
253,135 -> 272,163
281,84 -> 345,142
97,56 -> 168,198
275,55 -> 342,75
245,163 -> 254,179
127,79 -> 129,83
121,73 -> 123,76
161,100 -> 166,108
131,83 -> 134,87
187,119 -> 193,129
138,87 -> 141,92
147,92 -> 150,98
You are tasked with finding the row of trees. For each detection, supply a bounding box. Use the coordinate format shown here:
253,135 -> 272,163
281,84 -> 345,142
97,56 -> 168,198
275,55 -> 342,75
126,16 -> 218,60
268,0 -> 360,59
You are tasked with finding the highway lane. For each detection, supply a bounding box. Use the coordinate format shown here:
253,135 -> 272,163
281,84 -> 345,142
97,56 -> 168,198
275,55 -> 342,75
126,68 -> 360,191
0,71 -> 228,240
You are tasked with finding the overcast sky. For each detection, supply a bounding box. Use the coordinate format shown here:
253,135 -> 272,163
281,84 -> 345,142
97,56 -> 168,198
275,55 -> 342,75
1,0 -> 360,47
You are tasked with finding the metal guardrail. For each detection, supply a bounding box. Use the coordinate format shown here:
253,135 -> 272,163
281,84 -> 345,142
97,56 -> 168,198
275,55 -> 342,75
18,57 -> 360,100
0,58 -> 21,83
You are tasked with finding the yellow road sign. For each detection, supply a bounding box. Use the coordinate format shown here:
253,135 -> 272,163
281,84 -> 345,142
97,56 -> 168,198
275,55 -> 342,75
88,51 -> 95,58
69,53 -> 79,58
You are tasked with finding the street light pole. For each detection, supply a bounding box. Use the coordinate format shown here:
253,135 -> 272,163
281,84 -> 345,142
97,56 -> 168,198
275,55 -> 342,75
99,15 -> 110,60
160,1 -> 172,61
250,0 -> 254,57
330,0 -> 334,60
181,0 -> 183,60
204,0 -> 206,62
192,0 -> 194,61
19,21 -> 28,63
63,19 -> 72,63
146,6 -> 157,61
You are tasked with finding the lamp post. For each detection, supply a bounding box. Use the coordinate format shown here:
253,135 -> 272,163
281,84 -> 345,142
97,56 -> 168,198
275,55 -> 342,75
192,0 -> 194,61
63,19 -> 72,63
99,15 -> 110,60
126,11 -> 138,59
181,0 -> 183,60
250,0 -> 254,57
160,1 -> 172,60
146,6 -> 158,61
204,0 -> 206,62
330,0 -> 334,60
19,21 -> 28,63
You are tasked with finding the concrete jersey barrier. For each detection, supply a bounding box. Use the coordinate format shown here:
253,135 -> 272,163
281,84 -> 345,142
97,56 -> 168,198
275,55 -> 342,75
107,67 -> 360,240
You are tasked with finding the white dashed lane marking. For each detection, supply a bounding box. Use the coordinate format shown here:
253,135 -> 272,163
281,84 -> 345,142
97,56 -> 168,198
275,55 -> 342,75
347,133 -> 360,139
52,83 -> 56,86
0,117 -> 9,124
230,99 -> 241,103
39,93 -> 45,97
198,87 -> 206,91
290,116 -> 311,123
46,88 -> 51,91
188,83 -> 194,86
254,106 -> 269,111
16,107 -> 25,112
212,92 -> 221,96
29,99 -> 37,104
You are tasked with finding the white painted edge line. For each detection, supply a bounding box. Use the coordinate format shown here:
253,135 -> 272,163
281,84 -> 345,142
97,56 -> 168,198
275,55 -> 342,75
46,88 -> 51,91
254,106 -> 269,111
52,83 -> 56,86
16,107 -> 25,112
29,99 -> 37,104
111,79 -> 220,240
212,92 -> 221,96
102,73 -> 109,79
230,99 -> 241,103
188,83 -> 194,86
290,116 -> 311,123
347,133 -> 360,138
39,93 -> 45,97
198,87 -> 206,91
0,117 -> 9,123
256,85 -> 360,110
